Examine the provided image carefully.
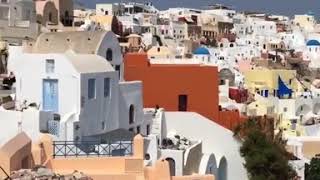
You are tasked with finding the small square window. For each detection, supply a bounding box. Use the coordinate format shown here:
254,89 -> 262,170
46,59 -> 55,73
283,107 -> 287,112
88,79 -> 96,99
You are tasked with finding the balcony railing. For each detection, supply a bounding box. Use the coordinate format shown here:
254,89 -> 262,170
53,141 -> 133,158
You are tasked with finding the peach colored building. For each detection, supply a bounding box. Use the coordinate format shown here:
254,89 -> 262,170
0,133 -> 214,180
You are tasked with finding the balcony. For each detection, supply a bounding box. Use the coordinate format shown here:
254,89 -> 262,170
53,140 -> 133,158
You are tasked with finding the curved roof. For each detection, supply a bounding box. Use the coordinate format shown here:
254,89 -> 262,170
307,40 -> 320,46
65,50 -> 114,73
32,31 -> 116,54
193,47 -> 210,55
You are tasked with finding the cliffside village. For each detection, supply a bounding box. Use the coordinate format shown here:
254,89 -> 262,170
0,0 -> 320,179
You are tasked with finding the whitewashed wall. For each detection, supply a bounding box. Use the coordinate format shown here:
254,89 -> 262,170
0,108 -> 51,147
164,112 -> 247,180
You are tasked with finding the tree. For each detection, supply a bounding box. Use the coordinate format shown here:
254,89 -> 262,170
305,156 -> 320,180
234,117 -> 297,180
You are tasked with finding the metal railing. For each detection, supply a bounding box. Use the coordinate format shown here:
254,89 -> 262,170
53,141 -> 133,158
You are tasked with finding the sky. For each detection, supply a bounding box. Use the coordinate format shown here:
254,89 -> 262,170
77,0 -> 320,18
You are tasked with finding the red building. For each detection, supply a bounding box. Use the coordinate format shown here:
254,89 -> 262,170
124,53 -> 245,130
229,87 -> 248,103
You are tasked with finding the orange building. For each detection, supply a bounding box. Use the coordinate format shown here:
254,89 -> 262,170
124,53 -> 244,130
0,133 -> 214,180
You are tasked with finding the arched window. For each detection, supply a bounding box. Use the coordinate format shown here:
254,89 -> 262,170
218,157 -> 227,180
166,158 -> 176,176
129,105 -> 134,124
106,48 -> 113,61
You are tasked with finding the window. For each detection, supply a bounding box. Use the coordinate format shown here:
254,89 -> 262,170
178,95 -> 188,111
129,105 -> 135,124
136,126 -> 140,134
146,124 -> 150,135
104,78 -> 110,97
129,128 -> 134,133
101,122 -> 105,130
46,59 -> 55,73
88,79 -> 96,99
115,65 -> 121,78
145,153 -> 151,160
283,107 -> 287,112
106,48 -> 113,61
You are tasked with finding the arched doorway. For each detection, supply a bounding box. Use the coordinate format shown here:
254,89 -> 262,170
219,68 -> 235,86
166,158 -> 176,176
64,11 -> 70,26
218,157 -> 227,180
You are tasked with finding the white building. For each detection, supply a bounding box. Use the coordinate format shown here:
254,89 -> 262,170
233,16 -> 277,37
4,31 -> 154,143
96,3 -> 122,16
304,39 -> 320,68
162,112 -> 247,180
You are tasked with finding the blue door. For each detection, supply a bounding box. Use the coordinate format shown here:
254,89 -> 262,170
264,90 -> 269,97
43,79 -> 59,112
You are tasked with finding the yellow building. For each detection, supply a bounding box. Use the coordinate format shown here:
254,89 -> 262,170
293,15 -> 316,31
244,68 -> 298,97
247,96 -> 275,116
278,118 -> 305,137
88,15 -> 119,33
147,46 -> 174,59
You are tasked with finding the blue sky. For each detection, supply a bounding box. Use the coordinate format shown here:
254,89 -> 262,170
78,0 -> 320,17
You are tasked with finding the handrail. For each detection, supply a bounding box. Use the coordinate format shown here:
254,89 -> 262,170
53,140 -> 133,158
0,165 -> 11,180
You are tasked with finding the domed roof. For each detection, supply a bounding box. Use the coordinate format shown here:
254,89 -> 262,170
306,39 -> 320,46
193,47 -> 210,55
